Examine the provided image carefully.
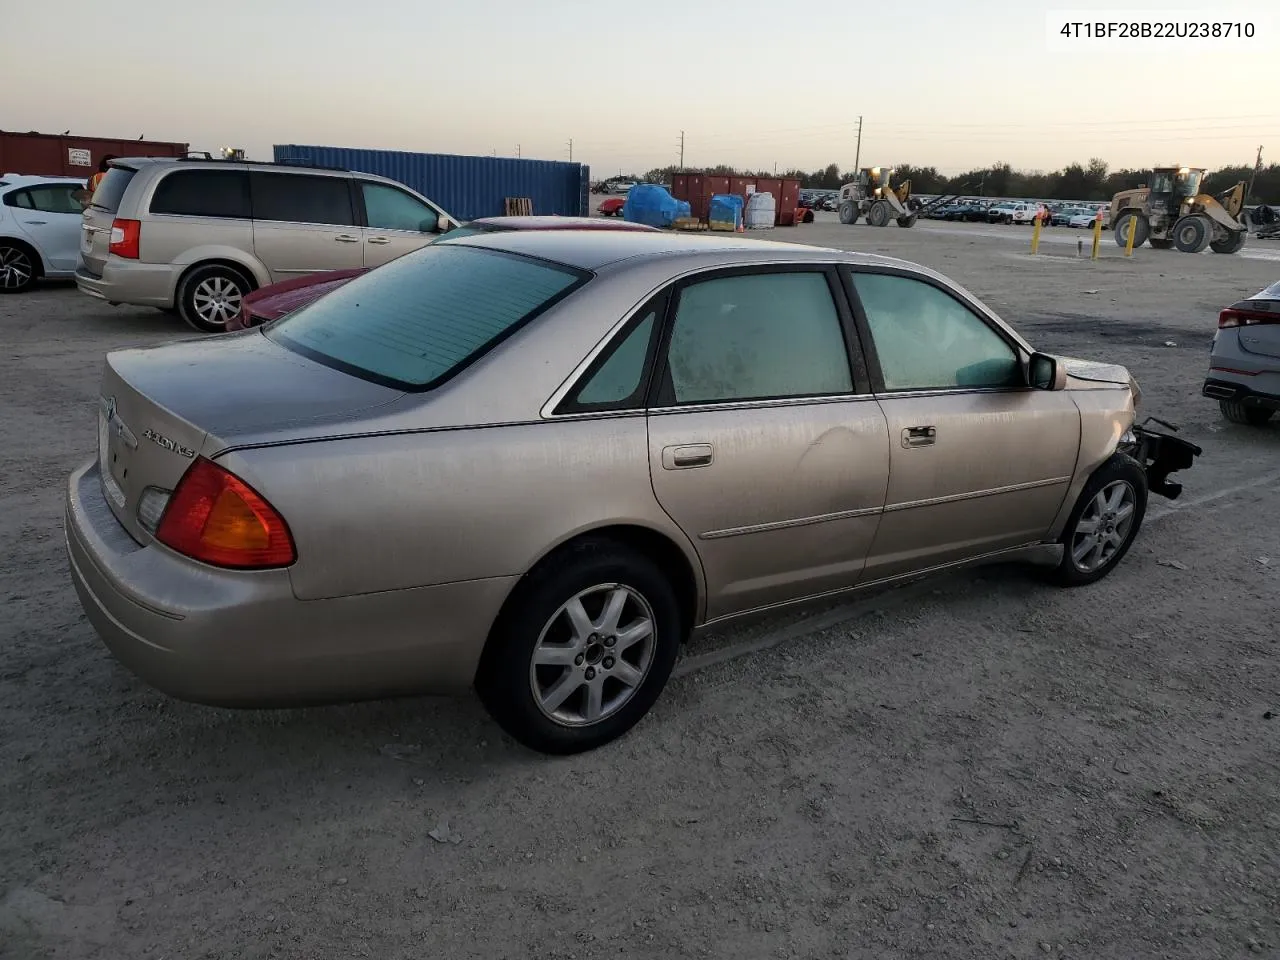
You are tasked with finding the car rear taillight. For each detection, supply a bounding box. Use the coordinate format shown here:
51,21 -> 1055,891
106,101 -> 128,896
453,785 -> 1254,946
108,218 -> 141,259
155,457 -> 295,569
1219,306 -> 1279,328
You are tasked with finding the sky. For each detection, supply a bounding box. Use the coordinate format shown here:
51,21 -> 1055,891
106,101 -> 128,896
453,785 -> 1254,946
2,0 -> 1275,177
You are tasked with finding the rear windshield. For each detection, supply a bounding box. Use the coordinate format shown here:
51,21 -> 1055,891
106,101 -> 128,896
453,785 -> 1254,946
90,167 -> 136,213
267,245 -> 588,390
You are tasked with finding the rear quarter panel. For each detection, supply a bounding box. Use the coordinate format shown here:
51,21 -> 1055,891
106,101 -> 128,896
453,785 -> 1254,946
216,417 -> 705,605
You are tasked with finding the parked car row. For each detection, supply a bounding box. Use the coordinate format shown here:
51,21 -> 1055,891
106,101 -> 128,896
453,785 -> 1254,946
924,198 -> 1110,228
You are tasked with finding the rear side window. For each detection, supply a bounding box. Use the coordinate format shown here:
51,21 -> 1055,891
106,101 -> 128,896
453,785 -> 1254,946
268,245 -> 588,390
251,172 -> 354,226
151,169 -> 250,218
90,167 -> 136,213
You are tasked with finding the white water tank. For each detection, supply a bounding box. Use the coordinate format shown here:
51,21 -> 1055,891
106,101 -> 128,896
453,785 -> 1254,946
745,192 -> 776,229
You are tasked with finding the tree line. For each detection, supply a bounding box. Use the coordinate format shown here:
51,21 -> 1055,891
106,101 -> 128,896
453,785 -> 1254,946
631,160 -> 1279,203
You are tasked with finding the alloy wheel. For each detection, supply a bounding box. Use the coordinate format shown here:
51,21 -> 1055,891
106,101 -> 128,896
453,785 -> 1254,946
1070,480 -> 1137,573
0,246 -> 34,290
529,583 -> 656,726
191,275 -> 244,328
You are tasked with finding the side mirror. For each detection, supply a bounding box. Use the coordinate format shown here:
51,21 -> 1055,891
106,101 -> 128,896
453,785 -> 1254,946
1028,352 -> 1067,391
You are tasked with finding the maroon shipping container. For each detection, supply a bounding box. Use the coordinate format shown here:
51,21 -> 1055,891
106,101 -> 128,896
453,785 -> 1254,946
0,130 -> 189,177
729,176 -> 755,199
672,171 -> 802,225
777,179 -> 801,226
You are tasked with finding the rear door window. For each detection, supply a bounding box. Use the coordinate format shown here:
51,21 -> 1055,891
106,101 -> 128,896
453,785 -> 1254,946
250,172 -> 355,226
268,245 -> 588,390
150,169 -> 251,218
89,167 -> 136,213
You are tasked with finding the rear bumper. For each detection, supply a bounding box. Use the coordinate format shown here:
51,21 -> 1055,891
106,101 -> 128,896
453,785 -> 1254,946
75,261 -> 178,308
65,461 -> 516,706
1203,378 -> 1280,410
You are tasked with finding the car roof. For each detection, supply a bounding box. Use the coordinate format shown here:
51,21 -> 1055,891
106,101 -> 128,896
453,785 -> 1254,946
446,228 -> 901,271
468,215 -> 657,232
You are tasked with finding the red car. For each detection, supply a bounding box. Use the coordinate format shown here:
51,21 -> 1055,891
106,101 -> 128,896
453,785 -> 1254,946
598,197 -> 627,217
229,215 -> 656,331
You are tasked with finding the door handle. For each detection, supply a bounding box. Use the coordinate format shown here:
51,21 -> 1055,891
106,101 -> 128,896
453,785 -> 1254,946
22,219 -> 48,225
901,426 -> 936,448
334,234 -> 360,243
367,237 -> 391,245
662,443 -> 714,470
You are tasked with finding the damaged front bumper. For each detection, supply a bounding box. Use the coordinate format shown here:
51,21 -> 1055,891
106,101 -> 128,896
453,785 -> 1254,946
1119,418 -> 1202,500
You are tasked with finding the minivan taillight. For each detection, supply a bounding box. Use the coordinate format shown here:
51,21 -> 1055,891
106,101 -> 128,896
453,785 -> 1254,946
108,218 -> 140,259
1219,306 -> 1279,328
155,457 -> 295,569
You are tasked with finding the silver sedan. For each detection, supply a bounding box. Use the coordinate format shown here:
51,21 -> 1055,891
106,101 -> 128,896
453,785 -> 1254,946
65,230 -> 1198,753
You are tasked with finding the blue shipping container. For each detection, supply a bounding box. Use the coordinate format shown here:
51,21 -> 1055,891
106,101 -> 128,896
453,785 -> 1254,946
273,144 -> 589,221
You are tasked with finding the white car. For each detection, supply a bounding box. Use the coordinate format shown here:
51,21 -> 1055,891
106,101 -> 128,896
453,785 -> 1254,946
1069,210 -> 1104,229
608,180 -> 637,194
0,174 -> 86,293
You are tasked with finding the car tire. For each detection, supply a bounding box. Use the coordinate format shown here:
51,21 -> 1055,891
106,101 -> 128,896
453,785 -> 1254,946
177,264 -> 253,333
1219,400 -> 1274,426
1046,453 -> 1148,587
838,201 -> 859,225
475,538 -> 684,755
0,240 -> 39,294
867,200 -> 891,227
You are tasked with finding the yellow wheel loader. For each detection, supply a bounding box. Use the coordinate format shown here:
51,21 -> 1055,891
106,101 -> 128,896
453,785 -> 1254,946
837,167 -> 922,228
1109,167 -> 1248,254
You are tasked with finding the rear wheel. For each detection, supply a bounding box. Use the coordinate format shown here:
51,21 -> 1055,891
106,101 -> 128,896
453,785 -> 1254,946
1113,211 -> 1149,249
1149,238 -> 1173,249
1219,400 -> 1274,426
0,241 -> 37,293
1047,454 -> 1147,586
177,264 -> 253,333
1209,230 -> 1246,254
838,201 -> 859,225
1172,215 -> 1211,253
867,200 -> 891,227
475,538 -> 684,754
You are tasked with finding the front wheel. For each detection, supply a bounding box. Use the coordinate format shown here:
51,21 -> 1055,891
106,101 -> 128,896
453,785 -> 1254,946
0,242 -> 37,293
867,200 -> 891,227
177,264 -> 253,333
1172,215 -> 1211,254
476,539 -> 684,754
838,201 -> 859,225
1046,454 -> 1148,586
1209,230 -> 1246,254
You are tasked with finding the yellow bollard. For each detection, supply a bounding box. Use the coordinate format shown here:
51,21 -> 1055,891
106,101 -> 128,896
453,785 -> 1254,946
1123,212 -> 1137,257
1091,214 -> 1103,260
1031,215 -> 1042,255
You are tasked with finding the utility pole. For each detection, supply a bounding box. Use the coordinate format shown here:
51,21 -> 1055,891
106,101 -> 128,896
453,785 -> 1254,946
854,116 -> 863,171
567,138 -> 573,162
678,130 -> 685,170
516,144 -> 521,159
1247,144 -> 1263,201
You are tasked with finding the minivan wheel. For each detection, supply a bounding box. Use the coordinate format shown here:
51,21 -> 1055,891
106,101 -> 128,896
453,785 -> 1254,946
476,538 -> 683,755
0,242 -> 37,293
1047,453 -> 1148,587
178,264 -> 251,333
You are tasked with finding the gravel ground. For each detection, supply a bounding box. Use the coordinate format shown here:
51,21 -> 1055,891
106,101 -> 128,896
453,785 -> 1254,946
2,221 -> 1278,960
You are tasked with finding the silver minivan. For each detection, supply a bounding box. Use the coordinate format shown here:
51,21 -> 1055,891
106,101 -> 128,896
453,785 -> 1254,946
76,158 -> 458,331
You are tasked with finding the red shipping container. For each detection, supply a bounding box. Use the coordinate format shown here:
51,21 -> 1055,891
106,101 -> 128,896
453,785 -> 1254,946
671,173 -> 690,200
0,130 -> 189,177
729,176 -> 755,204
777,179 -> 801,226
705,176 -> 731,198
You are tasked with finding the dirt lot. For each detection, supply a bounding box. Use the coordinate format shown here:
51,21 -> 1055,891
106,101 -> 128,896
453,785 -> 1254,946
2,221 -> 1278,960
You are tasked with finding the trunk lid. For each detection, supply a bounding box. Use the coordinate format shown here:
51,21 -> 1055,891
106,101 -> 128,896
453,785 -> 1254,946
80,165 -> 138,276
1234,286 -> 1280,360
96,332 -> 403,541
